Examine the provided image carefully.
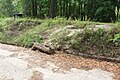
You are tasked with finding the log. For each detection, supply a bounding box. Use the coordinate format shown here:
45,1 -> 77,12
65,50 -> 120,63
31,42 -> 120,63
31,42 -> 55,54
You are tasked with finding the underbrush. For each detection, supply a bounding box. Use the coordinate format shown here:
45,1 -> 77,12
50,22 -> 120,57
0,18 -> 119,57
0,18 -> 43,46
0,18 -> 68,47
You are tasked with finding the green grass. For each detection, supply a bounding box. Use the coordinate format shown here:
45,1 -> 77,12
0,18 -> 43,46
0,18 -> 67,47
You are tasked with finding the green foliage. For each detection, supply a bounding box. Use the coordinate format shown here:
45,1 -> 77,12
68,28 -> 109,52
0,18 -> 120,57
0,18 -> 43,46
111,34 -> 120,47
85,0 -> 116,22
0,18 -> 14,29
0,0 -> 14,17
50,23 -> 119,56
0,14 -> 6,18
12,0 -> 24,13
50,29 -> 70,45
14,34 -> 43,47
0,0 -> 119,22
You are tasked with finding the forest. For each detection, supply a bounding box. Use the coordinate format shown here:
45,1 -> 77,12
0,0 -> 120,22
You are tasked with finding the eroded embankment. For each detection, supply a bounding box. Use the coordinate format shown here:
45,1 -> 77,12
0,18 -> 120,63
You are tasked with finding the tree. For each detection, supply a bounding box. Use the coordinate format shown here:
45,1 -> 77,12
85,0 -> 116,22
50,0 -> 57,18
0,0 -> 119,22
31,0 -> 37,17
23,0 -> 32,17
94,0 -> 116,22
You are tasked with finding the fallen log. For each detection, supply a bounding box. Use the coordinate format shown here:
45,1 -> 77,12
65,50 -> 120,63
31,42 -> 55,54
31,42 -> 120,63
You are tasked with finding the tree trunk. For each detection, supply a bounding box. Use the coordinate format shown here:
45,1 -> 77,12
69,0 -> 71,17
31,0 -> 37,17
50,0 -> 57,18
65,0 -> 68,18
23,0 -> 32,17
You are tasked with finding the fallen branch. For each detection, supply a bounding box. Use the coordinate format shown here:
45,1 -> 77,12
65,50 -> 120,63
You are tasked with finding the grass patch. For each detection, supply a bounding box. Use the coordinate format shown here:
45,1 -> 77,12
14,33 -> 43,47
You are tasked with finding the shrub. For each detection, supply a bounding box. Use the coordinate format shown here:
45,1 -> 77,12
111,33 -> 120,47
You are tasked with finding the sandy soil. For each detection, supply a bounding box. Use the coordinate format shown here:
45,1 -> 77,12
0,43 -> 119,80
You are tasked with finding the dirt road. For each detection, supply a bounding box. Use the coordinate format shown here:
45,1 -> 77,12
0,43 -> 119,80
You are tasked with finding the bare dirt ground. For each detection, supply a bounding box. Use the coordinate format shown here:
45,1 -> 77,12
0,43 -> 119,80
